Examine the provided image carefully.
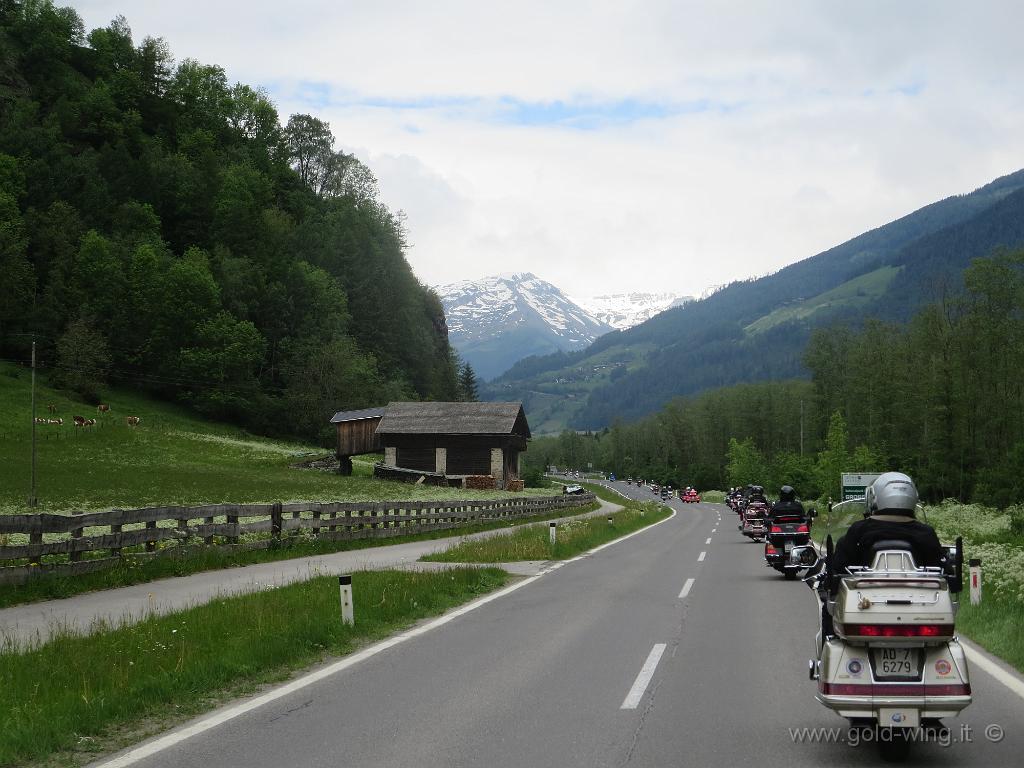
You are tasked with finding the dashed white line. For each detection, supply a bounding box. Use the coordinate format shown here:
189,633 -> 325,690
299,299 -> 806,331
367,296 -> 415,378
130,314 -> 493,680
678,578 -> 695,598
698,551 -> 707,562
621,643 -> 667,709
705,537 -> 712,544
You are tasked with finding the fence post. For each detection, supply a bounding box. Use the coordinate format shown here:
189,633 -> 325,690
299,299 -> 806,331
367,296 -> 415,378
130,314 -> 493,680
70,524 -> 83,562
969,558 -> 982,605
549,522 -> 557,546
203,515 -> 214,546
110,523 -> 122,558
29,531 -> 42,567
339,574 -> 354,625
227,511 -> 238,546
271,502 -> 283,541
145,520 -> 157,552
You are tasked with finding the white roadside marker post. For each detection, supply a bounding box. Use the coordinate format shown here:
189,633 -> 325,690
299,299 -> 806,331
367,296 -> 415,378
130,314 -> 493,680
969,558 -> 982,606
549,522 -> 557,546
339,574 -> 354,625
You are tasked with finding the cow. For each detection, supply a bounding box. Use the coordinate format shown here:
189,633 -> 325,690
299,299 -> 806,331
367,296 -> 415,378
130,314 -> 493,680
34,417 -> 46,424
84,418 -> 96,426
73,416 -> 86,426
50,418 -> 63,425
97,404 -> 110,414
47,404 -> 57,414
126,416 -> 141,427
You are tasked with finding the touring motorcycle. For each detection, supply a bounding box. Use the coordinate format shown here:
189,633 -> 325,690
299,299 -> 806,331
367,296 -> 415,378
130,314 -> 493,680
805,530 -> 971,761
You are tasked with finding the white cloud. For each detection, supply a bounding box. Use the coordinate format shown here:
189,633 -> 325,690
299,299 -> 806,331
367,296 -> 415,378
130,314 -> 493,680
72,0 -> 1024,295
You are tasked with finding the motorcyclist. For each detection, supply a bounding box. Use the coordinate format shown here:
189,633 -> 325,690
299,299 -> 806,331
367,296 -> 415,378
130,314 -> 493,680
832,472 -> 943,576
769,485 -> 806,522
821,472 -> 944,637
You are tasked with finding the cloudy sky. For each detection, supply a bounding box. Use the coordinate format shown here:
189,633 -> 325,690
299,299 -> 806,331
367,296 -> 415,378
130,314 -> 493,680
74,1 -> 1024,298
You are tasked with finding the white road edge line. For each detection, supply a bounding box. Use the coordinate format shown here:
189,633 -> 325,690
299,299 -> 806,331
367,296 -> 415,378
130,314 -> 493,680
620,643 -> 667,709
95,505 -> 678,768
698,551 -> 707,562
678,578 -> 695,599
961,637 -> 1024,703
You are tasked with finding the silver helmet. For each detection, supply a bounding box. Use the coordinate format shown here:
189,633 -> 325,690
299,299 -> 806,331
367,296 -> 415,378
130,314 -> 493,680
866,472 -> 918,516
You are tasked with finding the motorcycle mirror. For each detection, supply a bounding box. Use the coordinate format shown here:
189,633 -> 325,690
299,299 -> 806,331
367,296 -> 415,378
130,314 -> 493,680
808,507 -> 818,518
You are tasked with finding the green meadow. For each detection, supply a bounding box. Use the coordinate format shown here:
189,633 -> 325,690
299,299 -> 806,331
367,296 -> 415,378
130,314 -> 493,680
0,362 -> 549,516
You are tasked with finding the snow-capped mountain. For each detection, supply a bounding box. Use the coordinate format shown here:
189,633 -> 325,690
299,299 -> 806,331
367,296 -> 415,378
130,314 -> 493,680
436,273 -> 611,380
571,292 -> 692,331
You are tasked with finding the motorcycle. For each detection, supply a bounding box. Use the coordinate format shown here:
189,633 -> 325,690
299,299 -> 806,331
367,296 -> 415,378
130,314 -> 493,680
805,535 -> 971,761
764,508 -> 817,579
740,499 -> 769,541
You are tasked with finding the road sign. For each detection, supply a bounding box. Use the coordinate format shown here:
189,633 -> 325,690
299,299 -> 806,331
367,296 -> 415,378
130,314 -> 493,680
841,472 -> 880,501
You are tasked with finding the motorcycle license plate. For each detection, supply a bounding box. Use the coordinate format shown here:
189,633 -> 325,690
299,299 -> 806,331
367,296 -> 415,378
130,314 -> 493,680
872,647 -> 922,679
784,541 -> 794,553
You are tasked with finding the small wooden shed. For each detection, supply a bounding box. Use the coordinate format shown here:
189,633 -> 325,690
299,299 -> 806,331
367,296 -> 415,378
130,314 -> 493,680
330,407 -> 386,475
375,402 -> 530,489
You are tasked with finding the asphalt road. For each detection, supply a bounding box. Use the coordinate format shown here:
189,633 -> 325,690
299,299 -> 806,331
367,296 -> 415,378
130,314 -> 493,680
94,482 -> 1024,768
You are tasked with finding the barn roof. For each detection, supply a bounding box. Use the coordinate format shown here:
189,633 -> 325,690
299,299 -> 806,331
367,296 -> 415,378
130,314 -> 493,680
330,407 -> 387,424
375,402 -> 530,438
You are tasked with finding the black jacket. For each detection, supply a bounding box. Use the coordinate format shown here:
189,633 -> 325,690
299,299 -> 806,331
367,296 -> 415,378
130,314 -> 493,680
770,499 -> 806,521
832,515 -> 944,577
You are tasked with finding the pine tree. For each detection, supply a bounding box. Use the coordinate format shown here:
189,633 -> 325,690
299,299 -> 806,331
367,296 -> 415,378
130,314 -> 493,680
459,362 -> 479,402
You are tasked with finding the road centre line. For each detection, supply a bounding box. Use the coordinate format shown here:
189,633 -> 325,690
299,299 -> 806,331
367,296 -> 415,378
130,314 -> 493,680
698,551 -> 706,562
621,644 -> 668,709
705,537 -> 712,544
678,578 -> 695,598
95,505 -> 678,768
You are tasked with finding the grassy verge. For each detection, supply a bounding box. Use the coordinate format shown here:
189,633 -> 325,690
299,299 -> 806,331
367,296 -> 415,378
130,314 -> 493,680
422,501 -> 669,563
579,480 -> 626,503
0,567 -> 507,767
956,593 -> 1024,674
700,490 -> 726,503
0,502 -> 600,609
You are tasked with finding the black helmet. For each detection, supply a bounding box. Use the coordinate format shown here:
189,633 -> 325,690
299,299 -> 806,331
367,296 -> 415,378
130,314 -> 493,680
779,485 -> 796,503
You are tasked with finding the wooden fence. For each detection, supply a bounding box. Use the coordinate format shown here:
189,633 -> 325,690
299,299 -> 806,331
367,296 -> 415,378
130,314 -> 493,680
0,493 -> 596,585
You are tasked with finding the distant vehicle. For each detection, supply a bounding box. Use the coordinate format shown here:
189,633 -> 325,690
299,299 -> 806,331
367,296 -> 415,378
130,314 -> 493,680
626,477 -> 633,484
609,473 -> 616,482
563,484 -> 585,495
651,483 -> 660,494
682,488 -> 700,503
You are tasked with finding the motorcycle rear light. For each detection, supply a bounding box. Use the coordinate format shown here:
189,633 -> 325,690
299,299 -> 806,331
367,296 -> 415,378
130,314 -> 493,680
765,544 -> 777,554
839,623 -> 953,638
770,525 -> 782,533
796,524 -> 809,533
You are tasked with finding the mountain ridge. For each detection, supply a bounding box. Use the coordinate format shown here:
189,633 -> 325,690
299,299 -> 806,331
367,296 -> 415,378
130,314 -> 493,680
485,168 -> 1024,433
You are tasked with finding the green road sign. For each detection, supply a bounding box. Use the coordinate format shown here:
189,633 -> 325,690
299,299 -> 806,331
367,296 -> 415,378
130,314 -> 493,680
841,472 -> 880,501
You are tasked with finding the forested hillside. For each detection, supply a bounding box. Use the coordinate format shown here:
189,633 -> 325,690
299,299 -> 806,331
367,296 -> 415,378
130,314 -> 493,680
490,170 -> 1024,431
526,250 -> 1024,505
0,2 -> 461,441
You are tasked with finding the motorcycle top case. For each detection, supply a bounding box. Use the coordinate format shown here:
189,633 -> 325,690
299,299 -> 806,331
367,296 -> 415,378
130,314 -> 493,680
832,571 -> 957,646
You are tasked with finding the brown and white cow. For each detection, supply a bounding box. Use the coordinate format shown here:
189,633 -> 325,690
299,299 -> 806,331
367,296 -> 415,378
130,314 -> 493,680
97,404 -> 110,414
126,416 -> 141,427
73,415 -> 86,426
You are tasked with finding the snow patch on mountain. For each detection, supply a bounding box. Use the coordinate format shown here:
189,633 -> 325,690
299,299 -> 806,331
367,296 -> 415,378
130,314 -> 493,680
571,291 -> 693,330
435,273 -> 612,379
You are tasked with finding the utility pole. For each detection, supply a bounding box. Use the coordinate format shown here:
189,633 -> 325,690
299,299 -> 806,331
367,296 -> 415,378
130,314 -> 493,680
29,341 -> 38,507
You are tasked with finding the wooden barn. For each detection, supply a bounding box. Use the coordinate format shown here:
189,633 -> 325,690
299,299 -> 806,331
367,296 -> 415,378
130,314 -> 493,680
330,407 -> 386,475
375,402 -> 530,490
